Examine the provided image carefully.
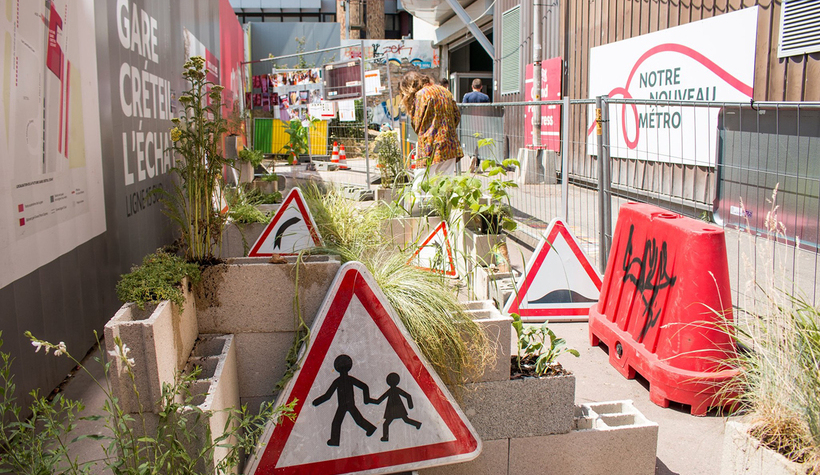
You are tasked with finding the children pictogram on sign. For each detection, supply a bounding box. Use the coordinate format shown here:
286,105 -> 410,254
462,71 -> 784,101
312,354 -> 377,446
373,373 -> 422,442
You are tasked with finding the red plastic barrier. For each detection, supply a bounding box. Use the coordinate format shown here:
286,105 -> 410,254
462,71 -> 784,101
589,203 -> 737,416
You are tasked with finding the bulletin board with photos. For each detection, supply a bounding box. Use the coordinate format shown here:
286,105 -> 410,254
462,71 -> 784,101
248,68 -> 333,121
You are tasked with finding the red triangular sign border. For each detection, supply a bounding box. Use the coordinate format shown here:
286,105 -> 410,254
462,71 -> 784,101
248,187 -> 323,257
406,221 -> 457,277
504,218 -> 602,319
246,262 -> 481,475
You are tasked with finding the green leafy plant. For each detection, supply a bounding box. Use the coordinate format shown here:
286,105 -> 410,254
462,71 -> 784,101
21,332 -> 297,474
0,332 -> 90,475
283,118 -> 317,164
229,203 -> 270,224
116,250 -> 201,310
238,148 -> 264,168
373,129 -> 407,188
260,172 -> 279,183
466,135 -> 518,234
511,313 -> 579,377
164,56 -> 231,263
419,175 -> 456,220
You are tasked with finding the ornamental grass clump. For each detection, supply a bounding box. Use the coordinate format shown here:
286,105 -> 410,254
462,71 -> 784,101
164,56 -> 231,263
722,185 -> 820,471
299,186 -> 491,388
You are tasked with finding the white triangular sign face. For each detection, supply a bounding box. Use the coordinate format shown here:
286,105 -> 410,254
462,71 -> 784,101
248,188 -> 322,256
504,218 -> 602,322
245,262 -> 481,475
407,222 -> 457,277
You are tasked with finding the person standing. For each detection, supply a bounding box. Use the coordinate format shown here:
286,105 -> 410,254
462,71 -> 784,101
462,78 -> 490,103
400,71 -> 463,179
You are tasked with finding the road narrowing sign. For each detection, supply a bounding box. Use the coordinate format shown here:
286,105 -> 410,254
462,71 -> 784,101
248,187 -> 322,257
245,262 -> 481,475
504,218 -> 602,322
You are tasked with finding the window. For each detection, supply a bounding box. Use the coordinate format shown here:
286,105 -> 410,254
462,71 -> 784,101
500,6 -> 520,94
778,0 -> 820,57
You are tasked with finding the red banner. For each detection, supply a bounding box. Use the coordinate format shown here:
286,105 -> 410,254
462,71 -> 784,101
524,57 -> 562,152
219,0 -> 245,130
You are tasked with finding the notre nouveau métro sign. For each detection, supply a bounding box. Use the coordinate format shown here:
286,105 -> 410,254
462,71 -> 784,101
587,7 -> 758,167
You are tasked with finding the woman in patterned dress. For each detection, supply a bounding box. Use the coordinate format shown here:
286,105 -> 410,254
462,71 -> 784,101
399,71 -> 463,184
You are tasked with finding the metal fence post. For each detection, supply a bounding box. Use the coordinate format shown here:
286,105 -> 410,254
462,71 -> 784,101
601,95 -> 612,268
595,96 -> 606,273
359,43 -> 371,189
561,96 -> 570,221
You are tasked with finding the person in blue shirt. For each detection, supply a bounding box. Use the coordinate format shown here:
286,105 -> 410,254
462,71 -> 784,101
462,78 -> 490,103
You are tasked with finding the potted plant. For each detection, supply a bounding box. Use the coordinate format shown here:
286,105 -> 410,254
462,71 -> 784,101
165,56 -> 231,264
236,147 -> 263,184
253,170 -> 279,195
282,118 -> 317,165
373,128 -> 407,202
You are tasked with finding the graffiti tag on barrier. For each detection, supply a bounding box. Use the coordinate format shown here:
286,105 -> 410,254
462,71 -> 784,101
621,224 -> 677,339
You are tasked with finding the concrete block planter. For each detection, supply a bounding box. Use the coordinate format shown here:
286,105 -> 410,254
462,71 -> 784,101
472,266 -> 518,303
464,301 -> 512,383
509,400 -> 658,475
383,216 -> 443,248
195,255 -> 340,334
462,229 -> 506,274
374,187 -> 398,203
184,334 -> 240,474
251,179 -> 278,195
221,222 -> 268,258
458,374 -> 576,440
720,421 -> 810,475
195,255 -> 341,402
421,400 -> 658,475
104,278 -> 198,414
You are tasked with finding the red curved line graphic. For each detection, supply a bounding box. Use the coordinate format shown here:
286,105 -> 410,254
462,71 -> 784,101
586,43 -> 753,150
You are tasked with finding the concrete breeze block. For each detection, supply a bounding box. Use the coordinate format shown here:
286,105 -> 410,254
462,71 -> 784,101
221,222 -> 268,258
509,400 -> 658,475
418,438 -> 509,475
196,255 -> 341,334
465,301 -> 512,383
233,331 -> 297,399
185,334 -> 241,474
458,375 -> 575,440
104,278 -> 198,414
720,421 -> 809,475
472,267 -> 518,302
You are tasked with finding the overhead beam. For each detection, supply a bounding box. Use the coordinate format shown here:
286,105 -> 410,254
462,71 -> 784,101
442,0 -> 494,58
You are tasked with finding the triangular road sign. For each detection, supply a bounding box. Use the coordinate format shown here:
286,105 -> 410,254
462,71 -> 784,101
407,221 -> 457,277
245,262 -> 481,475
248,188 -> 323,256
504,218 -> 602,322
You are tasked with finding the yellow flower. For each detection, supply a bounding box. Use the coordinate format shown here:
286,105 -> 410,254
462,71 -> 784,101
171,127 -> 182,142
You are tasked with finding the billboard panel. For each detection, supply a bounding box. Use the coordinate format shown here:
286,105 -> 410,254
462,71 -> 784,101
587,7 -> 758,166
